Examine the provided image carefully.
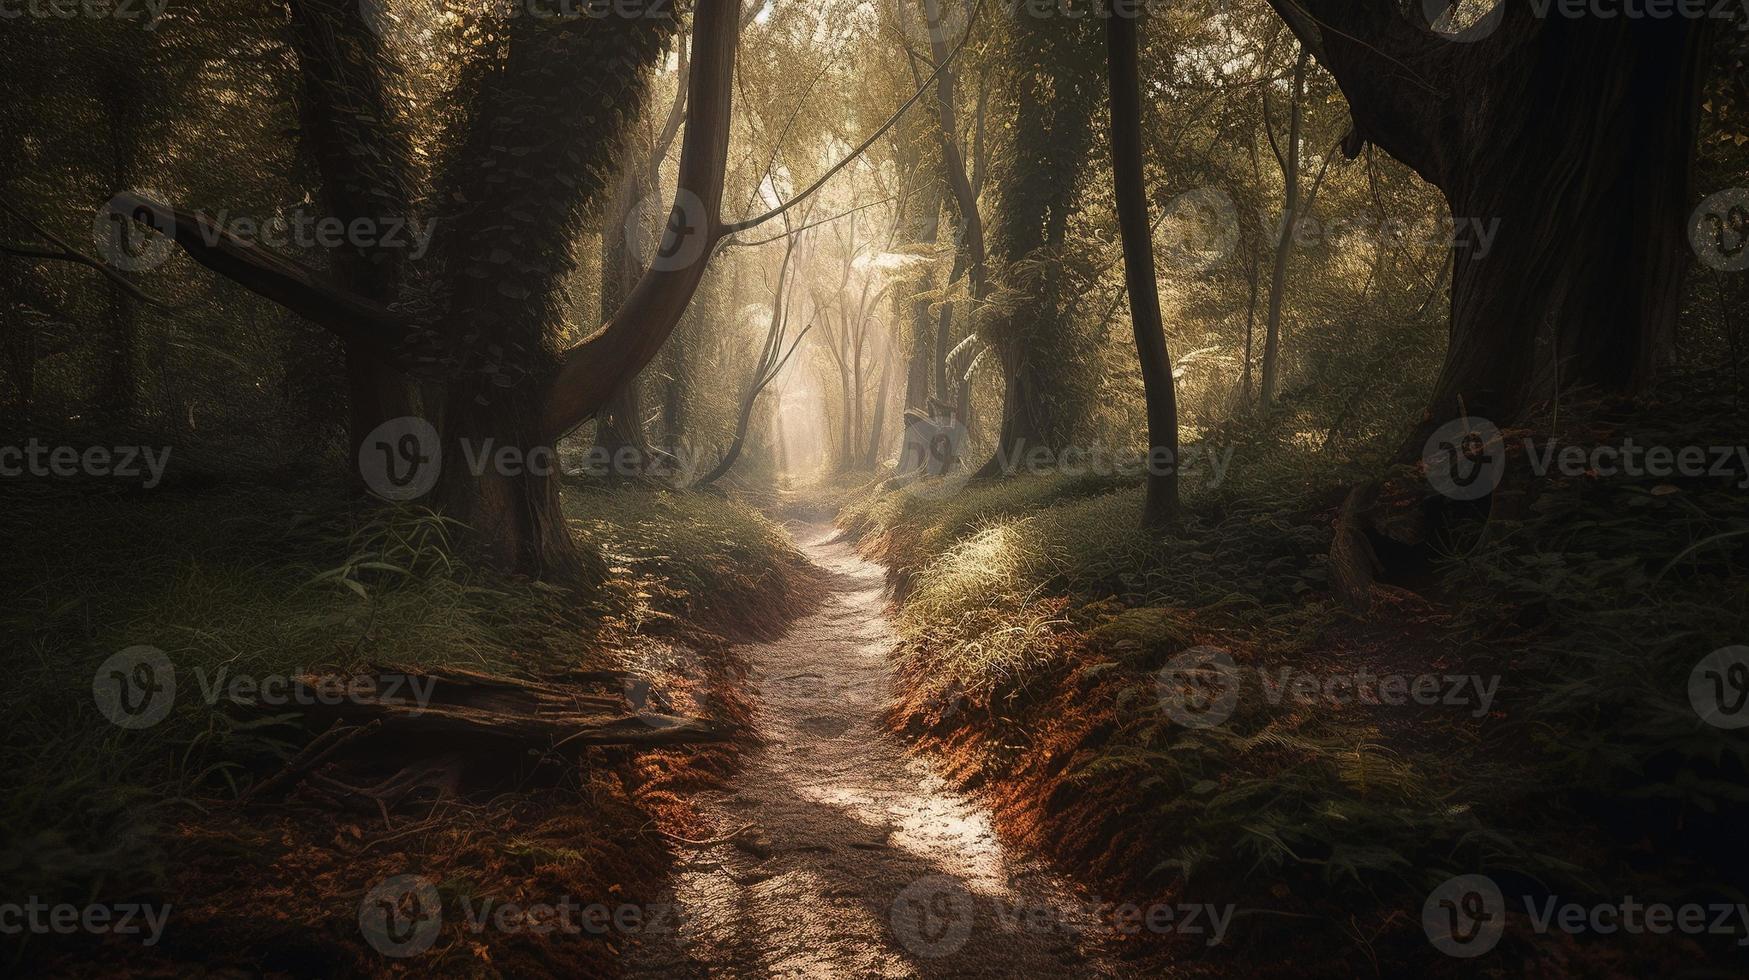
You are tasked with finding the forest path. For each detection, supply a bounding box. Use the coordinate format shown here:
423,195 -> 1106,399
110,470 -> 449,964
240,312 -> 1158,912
626,523 -> 1122,978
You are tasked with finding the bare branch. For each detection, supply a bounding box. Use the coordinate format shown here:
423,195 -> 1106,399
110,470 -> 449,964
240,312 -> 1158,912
0,195 -> 175,308
723,197 -> 894,250
102,191 -> 410,350
718,0 -> 983,236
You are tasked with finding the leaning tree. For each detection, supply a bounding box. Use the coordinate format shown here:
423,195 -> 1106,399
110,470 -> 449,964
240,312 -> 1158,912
100,0 -> 966,578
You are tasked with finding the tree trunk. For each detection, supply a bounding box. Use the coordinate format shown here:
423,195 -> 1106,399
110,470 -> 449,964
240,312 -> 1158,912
973,11 -> 1098,478
1422,32 -> 1702,435
1262,2 -> 1705,441
1259,46 -> 1306,411
862,340 -> 894,469
99,72 -> 144,424
921,0 -> 988,411
1108,13 -> 1179,527
592,168 -> 649,479
973,349 -> 1049,478
591,31 -> 691,479
904,175 -> 942,412
288,0 -> 417,463
1240,247 -> 1259,409
1261,2 -> 1707,604
838,352 -> 855,469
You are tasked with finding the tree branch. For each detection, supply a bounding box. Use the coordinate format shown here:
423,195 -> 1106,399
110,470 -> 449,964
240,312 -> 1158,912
543,0 -> 742,440
1258,0 -> 1460,186
723,197 -> 893,249
102,191 -> 409,350
0,195 -> 175,308
717,0 -> 983,236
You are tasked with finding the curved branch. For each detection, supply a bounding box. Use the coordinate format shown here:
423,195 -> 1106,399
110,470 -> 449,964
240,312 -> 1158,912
543,1 -> 741,439
723,197 -> 893,249
103,192 -> 409,350
717,0 -> 983,237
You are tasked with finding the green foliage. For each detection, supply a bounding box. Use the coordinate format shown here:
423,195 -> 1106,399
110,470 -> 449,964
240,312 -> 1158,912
0,483 -> 802,902
845,375 -> 1749,919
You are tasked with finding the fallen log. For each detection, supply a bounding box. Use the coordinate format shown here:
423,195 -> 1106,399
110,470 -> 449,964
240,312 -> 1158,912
282,662 -> 728,748
235,663 -> 729,809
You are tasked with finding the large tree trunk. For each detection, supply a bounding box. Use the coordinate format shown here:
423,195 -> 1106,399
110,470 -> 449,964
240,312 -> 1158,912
288,0 -> 418,463
1261,2 -> 1708,603
436,383 -> 587,579
1108,12 -> 1179,528
1422,27 -> 1702,434
974,10 -> 1098,478
973,349 -> 1050,478
1264,3 -> 1705,441
903,178 -> 941,412
423,15 -> 675,578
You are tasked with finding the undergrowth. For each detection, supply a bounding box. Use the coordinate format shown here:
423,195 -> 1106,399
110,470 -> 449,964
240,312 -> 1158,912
0,483 -> 806,905
841,373 -> 1749,961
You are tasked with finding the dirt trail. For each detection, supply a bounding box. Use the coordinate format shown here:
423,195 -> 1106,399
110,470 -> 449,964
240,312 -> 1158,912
627,524 -> 1122,978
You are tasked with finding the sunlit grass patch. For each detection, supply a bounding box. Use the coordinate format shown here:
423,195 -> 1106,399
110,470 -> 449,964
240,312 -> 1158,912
848,382 -> 1749,930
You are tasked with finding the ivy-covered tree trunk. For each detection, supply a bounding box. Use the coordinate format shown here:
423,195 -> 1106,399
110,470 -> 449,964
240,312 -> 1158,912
424,16 -> 672,576
975,11 -> 1099,478
288,0 -> 418,465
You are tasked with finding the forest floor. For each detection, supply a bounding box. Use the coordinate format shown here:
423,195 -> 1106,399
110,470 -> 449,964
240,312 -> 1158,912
830,382 -> 1749,977
8,378 -> 1748,978
2,483 -> 819,978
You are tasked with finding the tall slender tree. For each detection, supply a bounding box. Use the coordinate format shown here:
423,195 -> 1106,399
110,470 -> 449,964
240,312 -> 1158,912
1107,8 -> 1179,527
